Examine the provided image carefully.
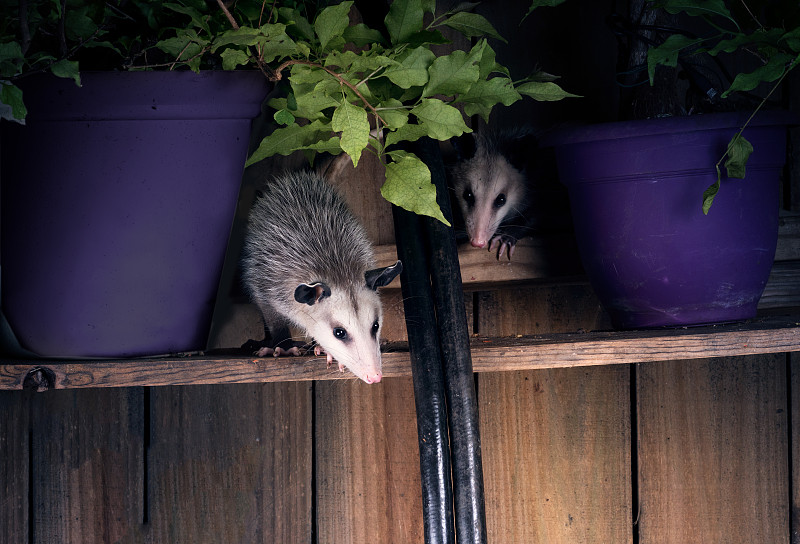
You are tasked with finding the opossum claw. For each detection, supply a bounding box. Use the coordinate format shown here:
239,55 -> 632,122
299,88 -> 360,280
327,353 -> 334,366
338,361 -> 345,373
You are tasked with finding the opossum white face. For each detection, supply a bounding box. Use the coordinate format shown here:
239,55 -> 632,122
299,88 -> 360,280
453,153 -> 526,248
292,262 -> 402,384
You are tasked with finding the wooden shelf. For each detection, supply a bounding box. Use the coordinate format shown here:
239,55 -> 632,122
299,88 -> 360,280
2,313 -> 799,391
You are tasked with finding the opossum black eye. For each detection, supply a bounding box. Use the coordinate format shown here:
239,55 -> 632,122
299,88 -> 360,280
462,188 -> 475,208
333,327 -> 348,341
494,194 -> 506,208
371,320 -> 379,337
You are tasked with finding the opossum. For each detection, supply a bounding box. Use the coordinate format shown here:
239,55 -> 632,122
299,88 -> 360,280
241,170 -> 402,384
449,128 -> 545,260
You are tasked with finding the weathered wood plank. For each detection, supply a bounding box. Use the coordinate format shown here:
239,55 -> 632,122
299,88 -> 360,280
480,366 -> 633,543
29,388 -> 145,544
2,315 -> 799,389
637,355 -> 789,543
477,284 -> 630,543
791,352 -> 800,544
0,390 -> 30,544
315,377 -> 423,544
145,383 -> 312,544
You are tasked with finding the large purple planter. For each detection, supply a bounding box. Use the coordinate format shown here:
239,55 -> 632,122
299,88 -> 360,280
1,71 -> 269,357
547,111 -> 789,329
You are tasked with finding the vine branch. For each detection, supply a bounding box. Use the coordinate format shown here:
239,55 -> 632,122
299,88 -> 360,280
272,59 -> 387,127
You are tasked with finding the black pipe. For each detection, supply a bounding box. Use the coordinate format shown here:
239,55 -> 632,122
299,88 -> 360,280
392,203 -> 456,544
416,137 -> 488,544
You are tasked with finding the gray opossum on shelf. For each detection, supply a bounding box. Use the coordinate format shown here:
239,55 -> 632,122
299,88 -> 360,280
449,127 -> 569,260
241,170 -> 402,384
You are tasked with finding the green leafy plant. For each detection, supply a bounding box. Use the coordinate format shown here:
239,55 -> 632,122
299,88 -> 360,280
1,0 -> 576,224
528,0 -> 800,213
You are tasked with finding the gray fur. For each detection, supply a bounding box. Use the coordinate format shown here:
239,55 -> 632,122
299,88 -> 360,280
241,170 -> 399,384
242,170 -> 374,312
450,128 -> 537,258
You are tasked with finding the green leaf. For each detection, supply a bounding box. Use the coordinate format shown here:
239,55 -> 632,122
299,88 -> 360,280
331,100 -> 370,167
246,121 -> 332,166
723,134 -> 753,179
654,0 -> 735,24
385,123 -> 429,148
646,34 -> 702,85
163,3 -> 211,35
50,59 -> 80,86
385,0 -> 424,45
382,150 -> 450,225
315,1 -> 353,52
702,177 -> 720,215
279,8 -> 315,41
212,27 -> 265,50
516,80 -> 580,101
64,7 -> 98,41
383,46 -> 435,88
722,53 -> 794,97
220,48 -> 250,70
422,41 -> 484,97
0,42 -> 24,77
410,98 -> 472,140
460,77 -> 521,121
0,82 -> 26,123
783,27 -> 800,53
376,99 -> 410,129
442,12 -> 507,43
343,24 -> 387,47
274,109 -> 295,126
523,0 -> 569,20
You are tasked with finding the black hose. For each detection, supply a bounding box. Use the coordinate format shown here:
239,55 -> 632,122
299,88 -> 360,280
415,137 -> 487,544
392,202 -> 456,544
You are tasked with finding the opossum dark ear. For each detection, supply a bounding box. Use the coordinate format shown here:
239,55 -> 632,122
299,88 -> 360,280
452,133 -> 476,160
365,260 -> 403,290
507,133 -> 539,172
294,282 -> 331,305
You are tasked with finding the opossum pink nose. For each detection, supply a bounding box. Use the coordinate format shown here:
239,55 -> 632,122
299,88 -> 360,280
470,238 -> 487,248
366,372 -> 382,384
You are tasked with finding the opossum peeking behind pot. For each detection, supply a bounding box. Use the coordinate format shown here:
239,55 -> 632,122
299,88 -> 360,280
242,170 -> 402,384
450,128 -> 559,260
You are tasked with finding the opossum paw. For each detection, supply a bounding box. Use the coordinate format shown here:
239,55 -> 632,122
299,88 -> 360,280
255,346 -> 275,357
273,346 -> 301,356
489,235 -> 517,261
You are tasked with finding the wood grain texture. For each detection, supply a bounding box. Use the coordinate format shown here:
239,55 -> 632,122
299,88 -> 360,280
29,387 -> 145,544
3,315 -> 800,389
480,366 -> 633,543
477,283 -> 631,543
315,377 -> 423,544
791,352 -> 800,544
0,390 -> 30,544
637,355 -> 789,544
145,382 -> 312,544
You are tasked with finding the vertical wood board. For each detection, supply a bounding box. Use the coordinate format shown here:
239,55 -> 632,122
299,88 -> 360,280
315,377 -> 423,544
480,367 -> 632,543
1,390 -> 30,544
477,284 -> 629,543
29,387 -> 145,544
146,382 -> 312,544
637,355 -> 789,544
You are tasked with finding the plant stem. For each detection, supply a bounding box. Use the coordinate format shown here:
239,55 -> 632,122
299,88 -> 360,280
273,59 -> 388,127
18,0 -> 31,55
216,0 -> 239,30
715,57 -> 796,170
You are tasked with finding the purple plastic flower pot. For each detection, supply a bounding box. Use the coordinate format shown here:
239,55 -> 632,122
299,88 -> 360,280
547,111 -> 789,329
1,71 -> 269,357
